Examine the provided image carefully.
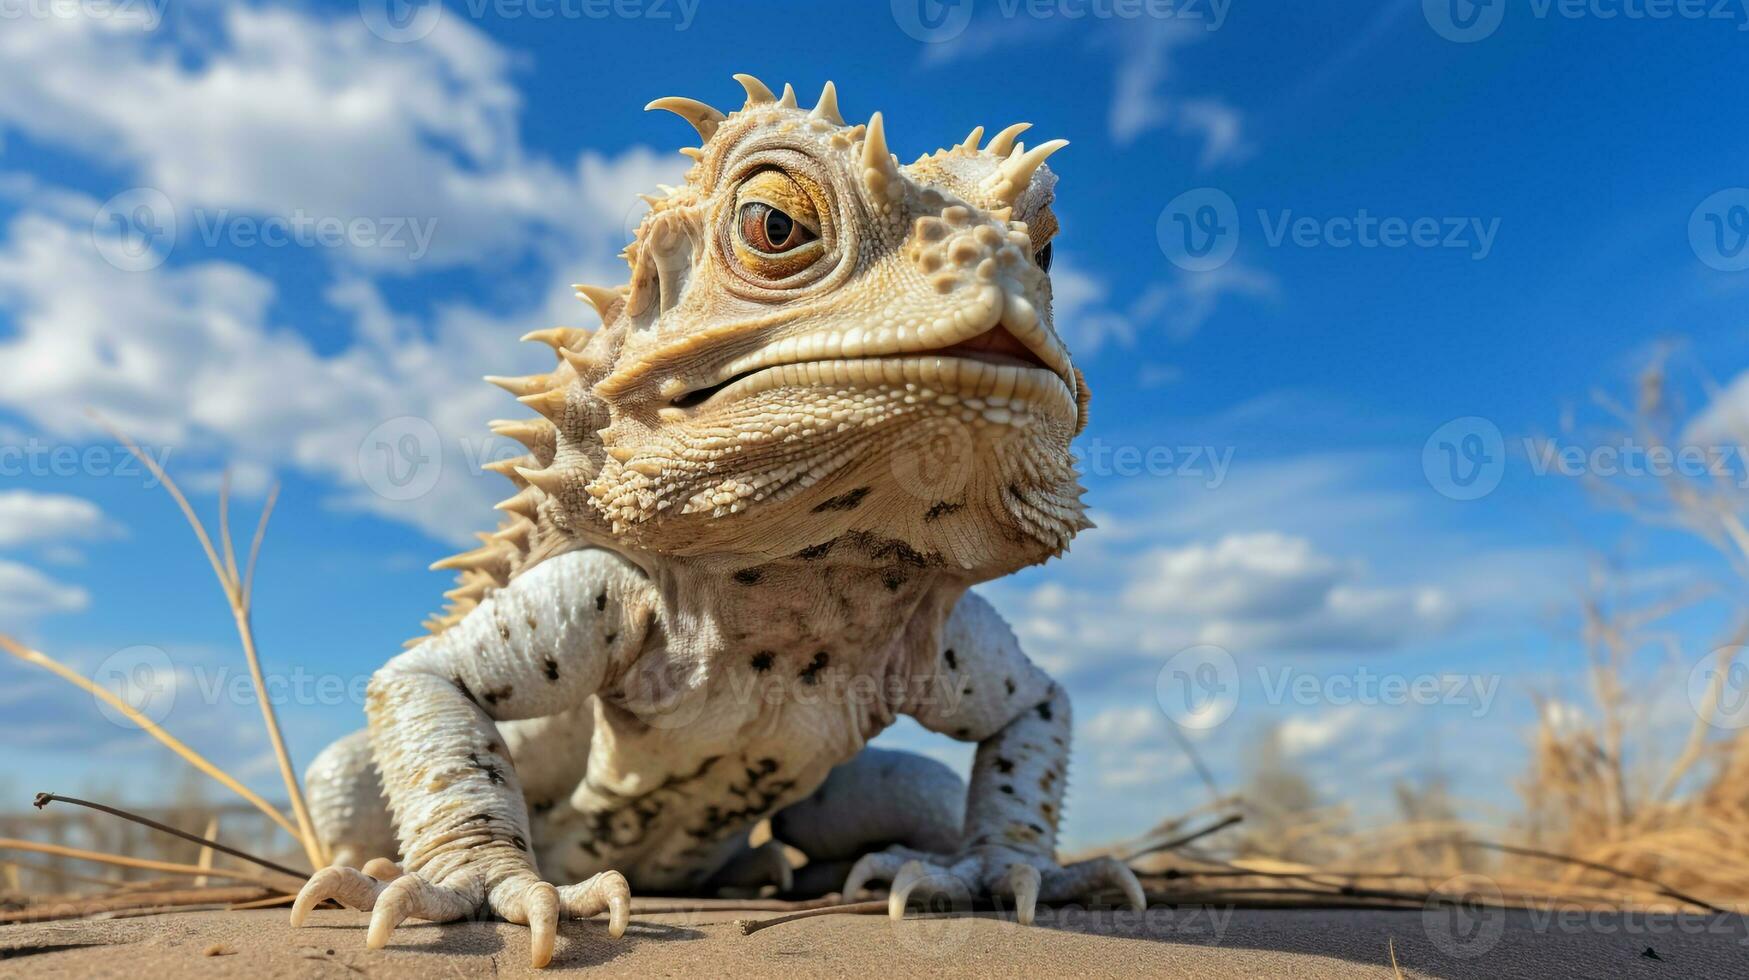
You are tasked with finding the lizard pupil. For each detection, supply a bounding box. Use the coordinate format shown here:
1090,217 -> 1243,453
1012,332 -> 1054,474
764,209 -> 795,249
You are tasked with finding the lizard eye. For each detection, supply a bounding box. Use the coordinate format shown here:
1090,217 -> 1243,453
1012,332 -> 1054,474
730,168 -> 826,281
1033,241 -> 1053,272
739,202 -> 816,253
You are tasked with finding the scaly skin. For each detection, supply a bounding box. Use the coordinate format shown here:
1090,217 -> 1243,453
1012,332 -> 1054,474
294,74 -> 1141,968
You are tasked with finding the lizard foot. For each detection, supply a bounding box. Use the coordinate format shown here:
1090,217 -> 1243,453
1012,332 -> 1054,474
842,845 -> 1144,925
290,864 -> 631,968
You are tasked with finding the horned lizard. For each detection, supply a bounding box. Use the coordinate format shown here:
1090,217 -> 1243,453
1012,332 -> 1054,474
293,74 -> 1141,968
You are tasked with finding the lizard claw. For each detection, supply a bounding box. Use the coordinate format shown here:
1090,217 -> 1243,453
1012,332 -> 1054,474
558,869 -> 632,939
366,873 -> 479,951
846,845 -> 1146,924
291,866 -> 386,925
1006,863 -> 1041,926
842,846 -> 927,899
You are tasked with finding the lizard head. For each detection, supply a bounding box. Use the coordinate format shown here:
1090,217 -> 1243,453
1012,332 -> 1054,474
484,76 -> 1089,584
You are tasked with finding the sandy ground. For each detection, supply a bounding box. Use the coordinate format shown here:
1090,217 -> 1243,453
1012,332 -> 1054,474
3,901 -> 1746,978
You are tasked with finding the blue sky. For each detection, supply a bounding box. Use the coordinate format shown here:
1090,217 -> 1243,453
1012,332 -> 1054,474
2,0 -> 1748,850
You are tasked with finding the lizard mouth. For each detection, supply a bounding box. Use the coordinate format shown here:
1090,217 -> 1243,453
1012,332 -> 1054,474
669,325 -> 1057,410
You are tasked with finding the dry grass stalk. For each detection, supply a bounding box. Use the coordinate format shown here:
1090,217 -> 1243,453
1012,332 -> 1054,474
0,838 -> 293,890
103,423 -> 326,870
0,634 -> 302,843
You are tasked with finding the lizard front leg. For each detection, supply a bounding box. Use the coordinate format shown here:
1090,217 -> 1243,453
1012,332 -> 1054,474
843,592 -> 1144,923
290,549 -> 649,968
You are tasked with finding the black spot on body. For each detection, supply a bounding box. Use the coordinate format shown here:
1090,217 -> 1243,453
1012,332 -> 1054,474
1035,701 -> 1054,722
750,651 -> 774,672
511,835 -> 527,851
924,500 -> 964,522
1005,678 -> 1016,696
882,569 -> 907,591
544,658 -> 560,681
798,538 -> 838,561
1000,784 -> 1015,795
482,685 -> 513,706
798,651 -> 829,685
955,727 -> 971,738
812,486 -> 870,512
733,568 -> 764,585
595,590 -> 607,611
452,676 -> 479,707
605,632 -> 617,644
944,649 -> 958,670
996,758 -> 1015,774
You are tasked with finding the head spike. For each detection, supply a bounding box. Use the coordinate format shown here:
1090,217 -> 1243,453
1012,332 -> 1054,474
483,457 -> 529,485
489,418 -> 551,451
733,73 -> 776,105
572,283 -> 622,320
515,465 -> 568,496
986,138 -> 1068,206
560,347 -> 598,375
485,374 -> 552,398
778,83 -> 798,108
810,81 -> 842,124
494,516 -> 535,548
959,126 -> 986,153
519,388 -> 569,421
495,485 -> 541,520
985,122 -> 1032,157
605,445 -> 637,463
644,96 -> 725,142
861,111 -> 901,203
430,544 -> 504,573
679,146 -> 704,161
520,327 -> 590,351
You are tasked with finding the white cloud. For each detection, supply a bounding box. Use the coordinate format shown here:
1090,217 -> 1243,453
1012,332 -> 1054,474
1683,368 -> 1749,447
0,9 -> 575,270
918,12 -> 1246,168
1121,533 -> 1458,653
0,491 -> 116,548
1051,258 -> 1276,357
1278,705 -> 1371,757
0,11 -> 687,545
0,559 -> 89,620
